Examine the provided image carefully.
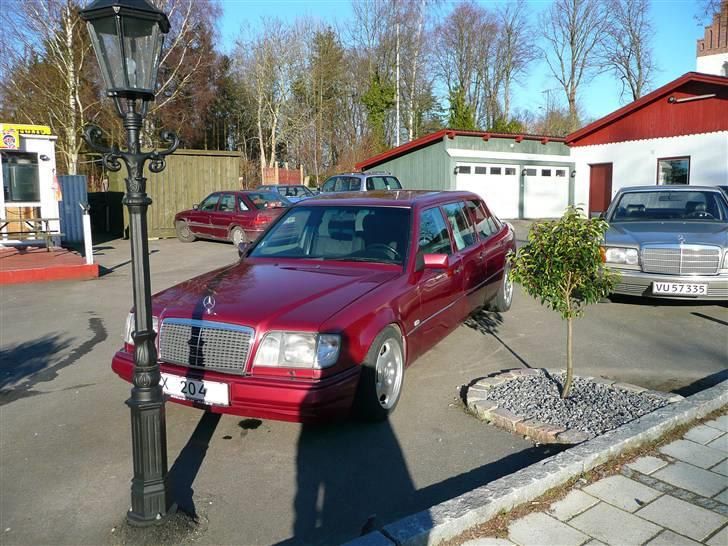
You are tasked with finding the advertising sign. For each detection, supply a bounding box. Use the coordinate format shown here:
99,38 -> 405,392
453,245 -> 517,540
0,123 -> 53,150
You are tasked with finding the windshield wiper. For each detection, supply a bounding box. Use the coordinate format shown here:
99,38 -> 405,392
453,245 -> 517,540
324,256 -> 396,264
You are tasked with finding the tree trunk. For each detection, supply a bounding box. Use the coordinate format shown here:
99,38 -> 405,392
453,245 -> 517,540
562,317 -> 574,398
64,4 -> 78,176
257,95 -> 266,183
395,14 -> 400,147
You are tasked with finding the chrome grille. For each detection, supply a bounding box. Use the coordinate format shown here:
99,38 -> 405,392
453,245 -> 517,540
159,318 -> 253,374
641,245 -> 720,275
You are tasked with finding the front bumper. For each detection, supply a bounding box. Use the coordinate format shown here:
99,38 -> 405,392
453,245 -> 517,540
610,269 -> 728,300
111,351 -> 361,423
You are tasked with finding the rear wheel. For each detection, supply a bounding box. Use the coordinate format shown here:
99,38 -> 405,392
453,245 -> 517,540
353,325 -> 405,421
488,264 -> 513,312
230,226 -> 247,246
175,220 -> 196,243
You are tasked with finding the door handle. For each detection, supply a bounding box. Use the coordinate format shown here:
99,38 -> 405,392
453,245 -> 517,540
454,266 -> 463,274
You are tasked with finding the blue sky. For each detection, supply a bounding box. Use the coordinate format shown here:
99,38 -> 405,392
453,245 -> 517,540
217,0 -> 707,122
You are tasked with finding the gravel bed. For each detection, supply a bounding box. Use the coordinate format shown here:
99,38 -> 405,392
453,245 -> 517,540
484,372 -> 669,438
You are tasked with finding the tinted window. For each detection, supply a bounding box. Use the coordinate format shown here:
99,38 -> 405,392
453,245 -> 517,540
367,176 -> 388,190
465,200 -> 494,240
322,178 -> 337,192
474,166 -> 488,175
490,167 -> 502,175
251,206 -> 410,264
443,202 -> 477,250
218,193 -> 235,212
335,177 -> 361,192
611,191 -> 728,222
524,168 -> 537,176
238,196 -> 249,211
458,166 -> 471,174
247,192 -> 289,209
385,176 -> 402,189
418,207 -> 452,255
199,194 -> 219,211
505,167 -> 516,176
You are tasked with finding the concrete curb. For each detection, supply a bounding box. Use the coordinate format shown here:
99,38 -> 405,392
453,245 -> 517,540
344,379 -> 728,546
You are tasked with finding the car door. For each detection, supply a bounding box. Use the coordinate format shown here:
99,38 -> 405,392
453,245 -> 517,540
464,199 -> 497,303
412,206 -> 464,347
442,201 -> 481,316
187,193 -> 219,237
474,200 -> 510,301
208,192 -> 237,240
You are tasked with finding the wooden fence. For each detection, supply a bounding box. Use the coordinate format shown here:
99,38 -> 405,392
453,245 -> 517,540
108,148 -> 243,239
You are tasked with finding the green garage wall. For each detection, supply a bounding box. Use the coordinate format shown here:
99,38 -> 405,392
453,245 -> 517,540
368,139 -> 453,191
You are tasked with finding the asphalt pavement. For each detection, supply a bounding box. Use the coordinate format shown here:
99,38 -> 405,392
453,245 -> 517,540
1,233 -> 726,545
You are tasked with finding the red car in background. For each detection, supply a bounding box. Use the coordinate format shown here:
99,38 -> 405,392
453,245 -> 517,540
115,191 -> 515,423
174,190 -> 290,245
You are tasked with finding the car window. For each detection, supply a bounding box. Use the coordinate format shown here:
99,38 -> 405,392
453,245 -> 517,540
385,177 -> 402,189
247,192 -> 289,210
321,178 -> 337,192
251,205 -> 410,265
465,200 -> 494,240
334,177 -> 361,192
218,193 -> 235,212
199,194 -> 219,211
367,176 -> 388,190
611,191 -> 728,222
443,202 -> 477,251
237,196 -> 250,211
418,207 -> 453,256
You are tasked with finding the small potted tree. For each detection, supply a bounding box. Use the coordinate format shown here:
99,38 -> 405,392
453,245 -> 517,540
509,206 -> 617,398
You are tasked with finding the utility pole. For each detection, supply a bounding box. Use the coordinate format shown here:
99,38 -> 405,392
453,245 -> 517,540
395,0 -> 401,147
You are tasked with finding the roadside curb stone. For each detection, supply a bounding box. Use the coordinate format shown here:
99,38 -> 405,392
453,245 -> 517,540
347,379 -> 728,546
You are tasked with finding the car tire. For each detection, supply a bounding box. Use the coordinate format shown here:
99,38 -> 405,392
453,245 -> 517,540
229,226 -> 247,246
487,264 -> 513,312
353,325 -> 405,422
175,220 -> 196,243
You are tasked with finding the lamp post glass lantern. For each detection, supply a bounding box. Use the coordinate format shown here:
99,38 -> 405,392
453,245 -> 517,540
81,0 -> 179,527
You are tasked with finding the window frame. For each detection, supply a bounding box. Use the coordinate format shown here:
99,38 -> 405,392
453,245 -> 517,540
442,201 -> 478,252
199,193 -> 221,212
417,205 -> 454,256
217,193 -> 236,213
656,156 -> 690,185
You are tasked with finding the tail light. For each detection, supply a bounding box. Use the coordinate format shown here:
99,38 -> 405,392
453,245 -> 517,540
253,214 -> 269,226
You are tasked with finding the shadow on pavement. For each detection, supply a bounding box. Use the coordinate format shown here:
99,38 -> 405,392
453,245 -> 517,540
673,369 -> 728,398
169,411 -> 222,517
465,309 -> 532,368
0,315 -> 106,405
278,420 -> 566,545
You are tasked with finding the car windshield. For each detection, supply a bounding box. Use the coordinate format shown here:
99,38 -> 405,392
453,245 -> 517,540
249,205 -> 411,265
247,192 -> 290,209
610,191 -> 728,222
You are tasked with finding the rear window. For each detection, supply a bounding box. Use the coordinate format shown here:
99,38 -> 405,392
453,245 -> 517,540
246,192 -> 289,209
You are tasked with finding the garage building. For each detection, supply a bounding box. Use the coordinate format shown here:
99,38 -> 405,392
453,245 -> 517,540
355,129 -> 574,219
567,72 -> 728,216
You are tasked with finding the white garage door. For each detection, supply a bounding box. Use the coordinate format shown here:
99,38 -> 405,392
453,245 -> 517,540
523,166 -> 570,219
456,164 -> 519,219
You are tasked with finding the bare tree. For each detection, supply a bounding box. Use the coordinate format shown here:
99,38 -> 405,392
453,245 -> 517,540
603,0 -> 656,101
539,0 -> 609,129
0,0 -> 95,175
496,0 -> 537,121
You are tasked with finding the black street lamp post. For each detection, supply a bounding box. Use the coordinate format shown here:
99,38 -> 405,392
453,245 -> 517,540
80,0 -> 179,526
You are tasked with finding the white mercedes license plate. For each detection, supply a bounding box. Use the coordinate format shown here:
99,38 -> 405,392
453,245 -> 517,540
652,282 -> 707,296
161,373 -> 229,406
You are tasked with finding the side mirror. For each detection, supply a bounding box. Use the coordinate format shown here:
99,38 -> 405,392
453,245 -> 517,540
238,242 -> 250,259
422,253 -> 449,269
192,203 -> 199,210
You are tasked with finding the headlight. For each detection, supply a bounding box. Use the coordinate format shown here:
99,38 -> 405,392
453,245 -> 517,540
253,332 -> 341,369
124,313 -> 159,345
604,247 -> 639,266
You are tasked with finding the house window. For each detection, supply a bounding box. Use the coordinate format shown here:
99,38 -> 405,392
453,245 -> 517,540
2,153 -> 40,202
474,166 -> 488,175
658,157 -> 689,185
524,168 -> 537,176
505,167 -> 516,176
458,166 -> 471,174
490,167 -> 502,175
542,169 -> 552,177
555,169 -> 566,177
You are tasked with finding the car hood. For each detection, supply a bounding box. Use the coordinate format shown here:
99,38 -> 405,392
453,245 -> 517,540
605,221 -> 728,247
152,260 -> 400,331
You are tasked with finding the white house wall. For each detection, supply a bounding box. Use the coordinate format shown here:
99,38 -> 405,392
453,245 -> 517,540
696,53 -> 728,76
571,132 -> 728,209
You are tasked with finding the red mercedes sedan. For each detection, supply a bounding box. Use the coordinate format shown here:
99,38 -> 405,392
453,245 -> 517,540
174,190 -> 289,246
113,191 -> 515,422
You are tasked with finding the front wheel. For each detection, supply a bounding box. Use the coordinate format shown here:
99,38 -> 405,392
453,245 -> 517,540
353,326 -> 405,421
175,220 -> 196,243
488,265 -> 513,312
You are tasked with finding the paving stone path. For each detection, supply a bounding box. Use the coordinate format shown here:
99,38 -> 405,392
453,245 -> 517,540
465,415 -> 728,546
